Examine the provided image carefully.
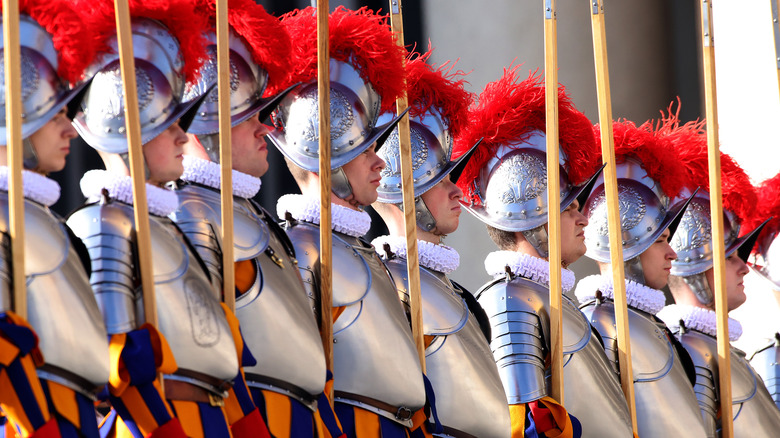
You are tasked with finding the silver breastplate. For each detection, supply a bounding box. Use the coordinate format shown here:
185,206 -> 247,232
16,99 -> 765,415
581,301 -> 707,437
0,194 -> 109,393
750,341 -> 780,410
479,277 -> 632,438
385,259 -> 510,438
679,330 -> 780,438
287,223 -> 426,426
68,201 -> 238,382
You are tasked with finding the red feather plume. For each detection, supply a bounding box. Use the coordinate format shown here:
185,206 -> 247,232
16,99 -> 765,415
590,119 -> 687,201
280,6 -> 406,113
75,0 -> 209,83
404,50 -> 472,141
752,173 -> 780,248
2,0 -> 99,83
455,66 -> 599,207
189,0 -> 292,96
656,102 -> 757,229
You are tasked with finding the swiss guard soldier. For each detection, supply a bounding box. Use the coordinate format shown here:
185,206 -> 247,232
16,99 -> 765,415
574,118 -> 707,437
171,0 -> 342,436
371,52 -> 511,437
655,114 -> 780,437
66,0 -> 266,436
0,1 -> 108,436
270,7 -> 430,437
731,171 -> 780,410
456,67 -> 633,438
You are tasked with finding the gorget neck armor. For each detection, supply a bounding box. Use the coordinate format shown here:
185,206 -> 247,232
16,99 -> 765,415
0,166 -> 60,206
658,304 -> 742,341
80,169 -> 178,217
372,235 -> 460,274
484,251 -> 575,293
277,193 -> 370,237
180,155 -> 261,199
575,274 -> 666,315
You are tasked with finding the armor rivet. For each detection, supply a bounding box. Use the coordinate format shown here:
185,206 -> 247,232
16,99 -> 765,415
333,339 -> 337,343
304,147 -> 309,152
521,210 -> 526,215
104,127 -> 111,133
635,237 -> 639,241
305,251 -> 309,255
361,131 -> 366,136
396,184 -> 402,188
656,218 -> 661,223
427,171 -> 432,175
647,226 -> 652,231
349,140 -> 354,145
622,241 -> 626,245
699,254 -> 704,259
536,206 -> 541,211
685,257 -> 691,262
334,147 -> 340,151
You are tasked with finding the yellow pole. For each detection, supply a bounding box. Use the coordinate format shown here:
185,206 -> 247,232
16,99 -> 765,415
316,0 -> 334,403
543,0 -> 563,404
215,0 -> 235,312
589,0 -> 637,432
700,1 -> 733,436
388,0 -> 425,373
113,0 -> 157,332
3,0 -> 25,319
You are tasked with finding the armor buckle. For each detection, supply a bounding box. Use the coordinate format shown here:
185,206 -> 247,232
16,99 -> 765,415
208,393 -> 225,407
396,406 -> 413,421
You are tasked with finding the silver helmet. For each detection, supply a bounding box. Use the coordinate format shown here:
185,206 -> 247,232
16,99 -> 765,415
0,14 -> 91,167
583,158 -> 693,264
462,130 -> 602,256
669,191 -> 767,305
268,59 -> 406,174
73,18 -> 207,153
375,106 -> 478,231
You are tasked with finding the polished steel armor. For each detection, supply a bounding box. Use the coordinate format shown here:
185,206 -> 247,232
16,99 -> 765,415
580,299 -> 708,437
674,329 -> 780,437
67,199 -> 238,383
184,30 -> 270,136
0,14 -> 87,142
286,222 -> 426,426
0,194 -> 109,394
477,275 -> 633,438
269,59 -> 403,173
73,18 -> 204,154
584,158 -> 691,264
384,258 -> 510,438
750,341 -> 780,409
172,184 -> 326,408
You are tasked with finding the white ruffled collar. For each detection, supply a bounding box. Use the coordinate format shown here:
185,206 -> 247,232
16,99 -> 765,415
0,166 -> 60,206
80,169 -> 179,217
276,193 -> 370,237
574,274 -> 667,315
372,235 -> 460,274
180,155 -> 262,199
658,304 -> 742,341
485,251 -> 576,292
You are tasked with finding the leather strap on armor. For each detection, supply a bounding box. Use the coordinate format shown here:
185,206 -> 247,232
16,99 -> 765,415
244,373 -> 318,410
334,391 -> 414,422
164,379 -> 224,407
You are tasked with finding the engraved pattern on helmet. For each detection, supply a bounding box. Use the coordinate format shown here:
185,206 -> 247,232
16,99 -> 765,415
671,201 -> 711,253
95,66 -> 155,119
296,86 -> 353,142
490,153 -> 547,208
591,185 -> 646,237
184,277 -> 220,347
197,48 -> 240,104
380,127 -> 427,178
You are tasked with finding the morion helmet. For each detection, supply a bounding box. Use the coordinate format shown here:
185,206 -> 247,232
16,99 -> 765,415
184,0 -> 294,162
658,110 -> 765,305
582,118 -> 694,283
376,51 -> 476,231
73,0 -> 210,154
745,173 -> 780,290
0,0 -> 100,168
269,7 -> 408,199
455,67 -> 603,257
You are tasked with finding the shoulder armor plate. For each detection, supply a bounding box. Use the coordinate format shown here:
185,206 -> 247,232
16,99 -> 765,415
750,342 -> 780,409
385,259 -> 468,336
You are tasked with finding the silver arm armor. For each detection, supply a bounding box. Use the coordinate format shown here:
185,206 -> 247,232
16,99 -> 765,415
677,330 -> 719,438
477,278 -> 550,404
67,202 -> 138,335
750,340 -> 780,410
